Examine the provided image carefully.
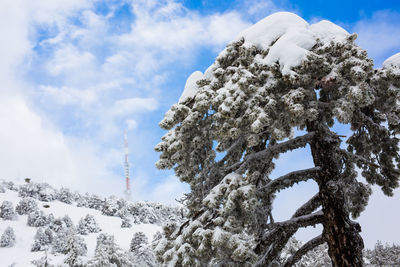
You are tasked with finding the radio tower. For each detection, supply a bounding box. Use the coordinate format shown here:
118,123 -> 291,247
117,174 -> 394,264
124,129 -> 131,200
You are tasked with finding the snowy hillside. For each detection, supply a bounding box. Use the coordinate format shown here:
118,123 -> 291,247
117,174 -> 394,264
0,180 -> 184,266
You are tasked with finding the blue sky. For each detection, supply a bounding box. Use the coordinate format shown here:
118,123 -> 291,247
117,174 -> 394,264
0,0 -> 399,247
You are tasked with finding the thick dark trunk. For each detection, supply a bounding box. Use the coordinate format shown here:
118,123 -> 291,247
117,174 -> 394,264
308,122 -> 364,267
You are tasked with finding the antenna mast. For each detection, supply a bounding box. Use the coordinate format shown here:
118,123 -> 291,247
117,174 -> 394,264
124,129 -> 131,200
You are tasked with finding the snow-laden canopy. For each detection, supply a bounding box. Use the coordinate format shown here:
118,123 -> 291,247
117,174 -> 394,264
178,12 -> 350,102
383,52 -> 400,69
179,71 -> 203,104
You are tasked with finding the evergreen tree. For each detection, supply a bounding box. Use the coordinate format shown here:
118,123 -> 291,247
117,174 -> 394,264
27,211 -> 53,227
31,227 -> 54,252
88,233 -> 132,267
57,187 -> 74,204
102,196 -> 119,216
63,232 -> 87,266
0,226 -> 16,247
77,214 -> 101,235
155,12 -> 400,266
16,197 -> 38,215
0,201 -> 17,220
130,232 -> 148,253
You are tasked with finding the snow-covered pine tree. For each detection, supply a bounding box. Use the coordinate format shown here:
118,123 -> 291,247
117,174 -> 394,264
27,211 -> 53,227
16,197 -> 38,215
89,233 -> 132,267
31,227 -> 54,252
0,226 -> 16,247
129,232 -> 148,253
63,232 -> 87,266
0,201 -> 17,220
129,232 -> 157,267
57,187 -> 74,204
155,12 -> 400,266
77,214 -> 101,235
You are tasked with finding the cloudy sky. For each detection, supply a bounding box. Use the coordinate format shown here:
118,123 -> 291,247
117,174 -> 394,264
1,0 -> 399,247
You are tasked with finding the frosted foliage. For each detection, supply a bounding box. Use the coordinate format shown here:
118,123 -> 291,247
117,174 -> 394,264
89,233 -> 132,267
179,71 -> 204,104
19,182 -> 56,202
130,232 -> 148,252
154,173 -> 258,266
64,233 -> 87,266
27,211 -> 53,227
156,11 -> 400,267
57,187 -> 74,204
0,201 -> 17,220
77,214 -> 101,235
31,227 -> 54,252
0,226 -> 16,247
16,197 -> 38,215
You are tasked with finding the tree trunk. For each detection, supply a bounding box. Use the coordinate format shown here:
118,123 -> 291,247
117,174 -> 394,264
308,122 -> 364,267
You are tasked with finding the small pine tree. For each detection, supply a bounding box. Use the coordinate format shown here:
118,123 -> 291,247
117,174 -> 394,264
77,214 -> 101,235
102,197 -> 119,216
0,201 -> 17,220
130,232 -> 148,253
63,233 -> 87,266
31,227 -> 54,252
121,216 -> 132,228
89,233 -> 132,267
57,187 -> 74,204
27,211 -> 53,227
0,184 -> 5,193
16,197 -> 38,215
0,226 -> 16,247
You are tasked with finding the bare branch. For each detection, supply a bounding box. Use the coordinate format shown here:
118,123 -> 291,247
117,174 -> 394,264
258,167 -> 321,195
283,234 -> 325,267
229,132 -> 315,174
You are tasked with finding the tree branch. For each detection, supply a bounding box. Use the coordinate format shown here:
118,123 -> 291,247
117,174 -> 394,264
258,167 -> 321,195
272,211 -> 323,230
291,193 -> 321,218
255,194 -> 322,267
338,148 -> 379,168
283,234 -> 325,267
228,132 -> 315,174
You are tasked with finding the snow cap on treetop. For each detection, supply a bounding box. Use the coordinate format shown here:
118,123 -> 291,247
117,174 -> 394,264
383,52 -> 400,69
179,71 -> 203,104
178,12 -> 352,103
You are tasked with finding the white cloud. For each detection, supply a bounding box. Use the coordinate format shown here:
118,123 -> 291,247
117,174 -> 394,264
126,119 -> 137,130
353,10 -> 400,66
113,97 -> 158,116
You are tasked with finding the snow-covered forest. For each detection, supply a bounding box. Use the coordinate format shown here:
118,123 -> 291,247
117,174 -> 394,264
0,179 -> 183,266
0,179 -> 398,266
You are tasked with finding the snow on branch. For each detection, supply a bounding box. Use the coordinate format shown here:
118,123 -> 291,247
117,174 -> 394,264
283,234 -> 325,267
273,211 -> 323,230
258,167 -> 321,195
230,132 -> 315,174
291,193 -> 321,218
255,194 -> 322,266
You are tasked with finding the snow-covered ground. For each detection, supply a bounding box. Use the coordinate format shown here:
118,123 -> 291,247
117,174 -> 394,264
0,184 -> 163,266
